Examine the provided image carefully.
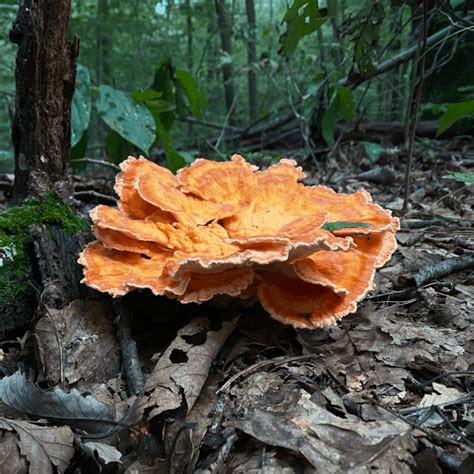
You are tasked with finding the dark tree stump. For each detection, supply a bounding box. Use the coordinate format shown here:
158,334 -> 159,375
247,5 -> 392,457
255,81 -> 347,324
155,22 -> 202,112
9,0 -> 79,202
32,225 -> 96,309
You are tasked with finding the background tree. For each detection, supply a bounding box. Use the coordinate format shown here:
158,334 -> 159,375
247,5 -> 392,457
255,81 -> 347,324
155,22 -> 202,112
245,0 -> 258,123
9,0 -> 78,202
215,0 -> 236,124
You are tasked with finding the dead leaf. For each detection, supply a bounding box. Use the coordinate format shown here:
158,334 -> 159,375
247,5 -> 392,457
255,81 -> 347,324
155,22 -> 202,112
0,430 -> 28,474
418,383 -> 464,407
131,316 -> 238,424
228,391 -> 421,473
0,417 -> 74,474
33,300 -> 120,385
0,371 -> 114,435
83,441 -> 123,467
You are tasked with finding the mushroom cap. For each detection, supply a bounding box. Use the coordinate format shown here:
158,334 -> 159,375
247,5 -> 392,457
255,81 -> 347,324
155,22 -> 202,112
79,155 -> 398,328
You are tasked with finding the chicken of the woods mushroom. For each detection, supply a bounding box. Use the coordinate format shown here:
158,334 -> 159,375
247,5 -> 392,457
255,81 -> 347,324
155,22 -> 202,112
79,155 -> 399,328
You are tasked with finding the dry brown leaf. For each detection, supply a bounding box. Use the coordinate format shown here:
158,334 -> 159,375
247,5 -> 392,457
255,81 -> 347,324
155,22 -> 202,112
0,418 -> 74,474
131,316 -> 238,424
33,300 -> 120,385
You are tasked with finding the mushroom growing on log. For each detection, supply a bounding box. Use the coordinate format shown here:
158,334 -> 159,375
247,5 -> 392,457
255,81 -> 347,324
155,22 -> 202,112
79,155 -> 399,328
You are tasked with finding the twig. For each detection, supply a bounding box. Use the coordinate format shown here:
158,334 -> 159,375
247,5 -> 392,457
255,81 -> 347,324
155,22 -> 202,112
176,116 -> 243,133
414,370 -> 474,390
401,218 -> 447,229
399,254 -> 474,287
217,354 -> 319,394
72,158 -> 120,171
207,431 -> 239,471
214,97 -> 237,152
73,190 -> 117,205
372,400 -> 474,452
402,0 -> 428,215
112,300 -> 145,396
355,166 -> 396,185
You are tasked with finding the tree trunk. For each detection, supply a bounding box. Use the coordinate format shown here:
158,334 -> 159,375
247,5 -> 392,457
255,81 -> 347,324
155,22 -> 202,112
214,0 -> 236,124
9,0 -> 78,202
186,0 -> 194,137
96,0 -> 111,84
245,0 -> 258,123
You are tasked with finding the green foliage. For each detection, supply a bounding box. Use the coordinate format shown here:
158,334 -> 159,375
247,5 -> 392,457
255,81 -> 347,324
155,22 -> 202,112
71,64 -> 91,147
175,69 -> 206,119
321,87 -> 356,146
364,142 -> 385,162
322,222 -> 372,232
442,172 -> 474,184
345,3 -> 385,77
67,57 -> 205,170
279,0 -> 329,58
437,99 -> 474,135
97,84 -> 156,153
0,194 -> 88,304
0,149 -> 13,173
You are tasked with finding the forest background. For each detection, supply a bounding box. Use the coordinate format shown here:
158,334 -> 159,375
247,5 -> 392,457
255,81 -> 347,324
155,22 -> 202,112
0,0 -> 473,176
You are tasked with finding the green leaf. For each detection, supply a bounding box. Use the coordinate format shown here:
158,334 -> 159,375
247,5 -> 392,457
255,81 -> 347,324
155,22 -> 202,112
322,221 -> 372,232
106,129 -> 135,164
321,86 -> 356,146
175,69 -> 206,119
0,150 -> 13,173
442,172 -> 474,184
71,65 -> 91,147
131,89 -> 163,102
279,0 -> 328,58
321,97 -> 338,147
364,142 -> 384,162
71,130 -> 88,168
347,4 -> 384,77
162,143 -> 186,173
437,99 -> 474,135
336,86 -> 356,120
96,85 -> 156,153
146,100 -> 176,114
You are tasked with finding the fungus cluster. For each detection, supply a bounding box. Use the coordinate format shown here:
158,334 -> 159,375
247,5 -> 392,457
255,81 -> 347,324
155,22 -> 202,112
79,155 -> 399,328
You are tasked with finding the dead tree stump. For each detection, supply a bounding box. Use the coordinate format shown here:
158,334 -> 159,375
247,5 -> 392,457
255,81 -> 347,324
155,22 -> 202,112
9,0 -> 79,202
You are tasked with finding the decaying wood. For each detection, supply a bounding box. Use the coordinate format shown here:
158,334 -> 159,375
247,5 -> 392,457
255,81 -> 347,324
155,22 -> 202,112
400,254 -> 474,287
32,224 -> 94,308
401,219 -> 447,229
9,0 -> 79,202
355,166 -> 396,185
113,300 -> 145,396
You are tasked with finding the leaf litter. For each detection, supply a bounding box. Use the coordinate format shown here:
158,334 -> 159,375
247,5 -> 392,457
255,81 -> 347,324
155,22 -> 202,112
0,146 -> 472,472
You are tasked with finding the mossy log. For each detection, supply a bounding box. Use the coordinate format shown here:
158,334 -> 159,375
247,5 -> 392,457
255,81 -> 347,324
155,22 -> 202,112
0,195 -> 89,337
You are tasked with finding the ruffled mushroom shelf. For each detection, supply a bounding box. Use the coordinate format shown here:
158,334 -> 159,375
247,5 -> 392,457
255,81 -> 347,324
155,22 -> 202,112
79,155 -> 399,328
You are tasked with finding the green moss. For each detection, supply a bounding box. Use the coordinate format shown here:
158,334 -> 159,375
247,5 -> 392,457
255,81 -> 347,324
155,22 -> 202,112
0,193 -> 88,304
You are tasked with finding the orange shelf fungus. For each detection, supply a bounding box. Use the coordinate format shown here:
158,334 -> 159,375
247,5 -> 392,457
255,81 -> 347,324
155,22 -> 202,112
79,155 -> 399,328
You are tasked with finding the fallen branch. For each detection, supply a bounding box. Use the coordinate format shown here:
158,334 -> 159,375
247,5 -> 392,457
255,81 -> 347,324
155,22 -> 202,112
340,16 -> 473,89
113,300 -> 145,396
73,190 -> 117,205
355,166 -> 396,185
72,158 -> 120,171
399,254 -> 474,287
401,219 -> 447,229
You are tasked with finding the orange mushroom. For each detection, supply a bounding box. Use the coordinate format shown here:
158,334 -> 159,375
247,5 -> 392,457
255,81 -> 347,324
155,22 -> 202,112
79,155 -> 398,328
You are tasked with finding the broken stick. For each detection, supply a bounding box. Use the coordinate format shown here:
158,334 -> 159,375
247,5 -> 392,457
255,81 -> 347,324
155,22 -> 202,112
400,254 -> 474,287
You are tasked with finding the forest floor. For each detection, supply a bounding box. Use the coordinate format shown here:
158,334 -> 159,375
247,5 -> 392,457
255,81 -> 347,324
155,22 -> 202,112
0,139 -> 472,473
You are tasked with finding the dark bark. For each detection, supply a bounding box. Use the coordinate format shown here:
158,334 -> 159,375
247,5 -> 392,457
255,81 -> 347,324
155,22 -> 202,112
186,0 -> 194,137
9,0 -> 78,203
400,255 -> 474,287
245,0 -> 258,123
215,0 -> 236,124
113,300 -> 145,396
96,0 -> 111,84
32,225 -> 95,309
